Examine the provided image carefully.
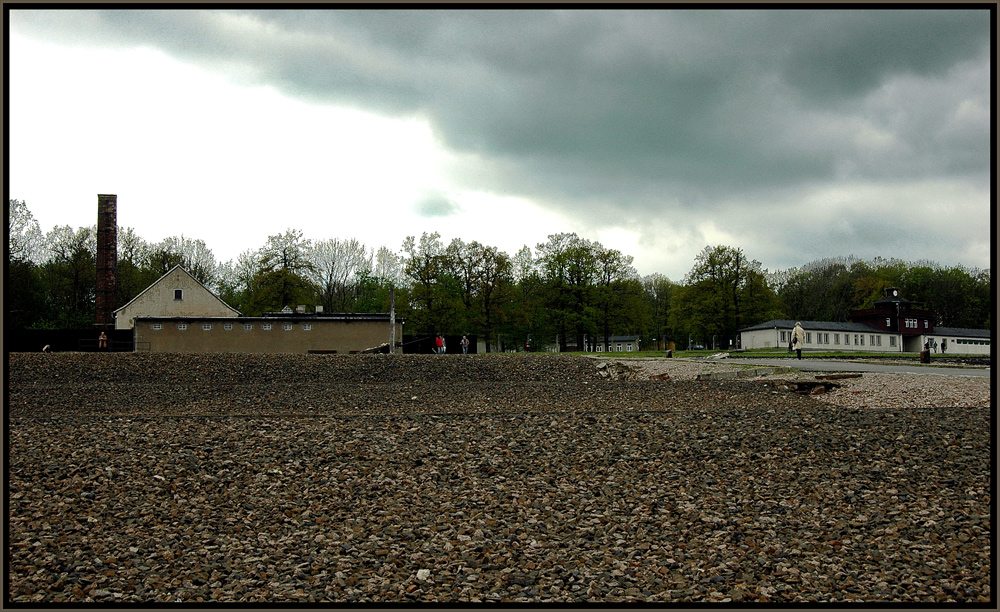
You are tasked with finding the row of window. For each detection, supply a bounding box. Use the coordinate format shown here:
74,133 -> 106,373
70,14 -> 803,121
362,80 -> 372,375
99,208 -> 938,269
151,322 -> 313,331
778,329 -> 993,348
903,318 -> 929,329
594,344 -> 634,352
780,330 -> 893,347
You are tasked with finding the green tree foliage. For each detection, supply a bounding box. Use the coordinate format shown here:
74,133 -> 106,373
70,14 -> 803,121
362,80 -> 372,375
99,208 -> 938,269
536,233 -> 601,351
242,229 -> 318,315
593,246 -> 642,351
214,249 -> 259,314
115,227 -> 157,308
7,196 -> 990,339
501,245 -> 550,351
675,245 -> 780,349
444,240 -> 514,352
7,258 -> 47,329
774,255 -> 991,329
7,200 -> 48,328
401,232 -> 460,335
39,225 -> 98,329
641,273 -> 677,350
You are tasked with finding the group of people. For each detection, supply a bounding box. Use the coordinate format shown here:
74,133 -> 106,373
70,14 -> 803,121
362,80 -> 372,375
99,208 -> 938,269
434,335 -> 471,354
924,339 -> 947,354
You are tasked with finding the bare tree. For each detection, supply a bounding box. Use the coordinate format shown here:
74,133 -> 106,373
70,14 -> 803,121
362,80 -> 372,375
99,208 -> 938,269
310,237 -> 374,311
8,199 -> 44,264
373,245 -> 403,285
148,235 -> 218,287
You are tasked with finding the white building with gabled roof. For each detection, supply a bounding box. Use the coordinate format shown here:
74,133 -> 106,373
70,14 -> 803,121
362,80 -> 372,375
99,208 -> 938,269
113,265 -> 240,330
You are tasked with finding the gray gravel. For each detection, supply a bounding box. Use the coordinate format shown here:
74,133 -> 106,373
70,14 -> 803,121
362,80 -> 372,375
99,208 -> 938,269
7,353 -> 992,603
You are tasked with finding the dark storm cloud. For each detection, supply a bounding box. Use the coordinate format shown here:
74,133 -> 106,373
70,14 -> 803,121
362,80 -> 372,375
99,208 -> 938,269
11,8 -> 991,272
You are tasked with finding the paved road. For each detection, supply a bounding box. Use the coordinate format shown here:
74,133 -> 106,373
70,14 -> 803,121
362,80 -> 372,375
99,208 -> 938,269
729,358 -> 991,378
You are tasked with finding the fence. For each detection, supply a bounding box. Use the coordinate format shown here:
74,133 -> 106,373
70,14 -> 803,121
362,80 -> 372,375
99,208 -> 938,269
6,329 -> 134,353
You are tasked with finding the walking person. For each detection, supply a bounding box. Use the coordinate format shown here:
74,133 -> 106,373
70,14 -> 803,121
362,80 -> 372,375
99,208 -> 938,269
791,322 -> 806,360
460,335 -> 470,354
435,335 -> 444,354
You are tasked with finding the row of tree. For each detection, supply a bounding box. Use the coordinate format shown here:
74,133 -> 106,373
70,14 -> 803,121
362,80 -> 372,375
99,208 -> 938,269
6,199 -> 993,350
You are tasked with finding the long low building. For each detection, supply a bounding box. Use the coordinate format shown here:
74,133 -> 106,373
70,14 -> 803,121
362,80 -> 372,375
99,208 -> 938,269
134,313 -> 403,354
739,287 -> 991,355
738,319 -> 902,352
739,321 -> 991,355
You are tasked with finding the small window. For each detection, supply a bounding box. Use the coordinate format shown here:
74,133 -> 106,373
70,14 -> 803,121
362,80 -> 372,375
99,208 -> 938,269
869,335 -> 875,346
262,323 -> 272,331
174,289 -> 183,300
886,318 -> 891,327
152,323 -> 162,330
890,336 -> 897,347
924,320 -> 929,329
806,332 -> 811,343
780,331 -> 786,342
283,323 -> 293,331
203,323 -> 212,331
834,333 -> 839,344
224,323 -> 233,330
243,323 -> 253,330
877,336 -> 882,346
302,324 -> 312,331
178,323 -> 187,330
860,335 -> 864,346
627,344 -> 633,352
824,333 -> 829,344
616,344 -> 622,351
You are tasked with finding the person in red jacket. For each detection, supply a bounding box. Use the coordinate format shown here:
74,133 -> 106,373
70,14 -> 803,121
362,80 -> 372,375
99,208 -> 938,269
435,335 -> 444,354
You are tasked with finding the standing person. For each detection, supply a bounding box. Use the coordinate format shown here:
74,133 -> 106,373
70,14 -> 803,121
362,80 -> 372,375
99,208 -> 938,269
441,336 -> 447,354
460,335 -> 470,354
791,322 -> 806,360
941,339 -> 947,354
98,331 -> 108,350
435,335 -> 444,354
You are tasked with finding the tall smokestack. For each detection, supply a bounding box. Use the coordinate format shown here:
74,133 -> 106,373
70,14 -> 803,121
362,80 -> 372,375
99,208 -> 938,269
95,194 -> 117,329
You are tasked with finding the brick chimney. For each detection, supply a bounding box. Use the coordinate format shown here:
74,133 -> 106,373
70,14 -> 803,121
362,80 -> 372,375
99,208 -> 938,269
95,194 -> 117,329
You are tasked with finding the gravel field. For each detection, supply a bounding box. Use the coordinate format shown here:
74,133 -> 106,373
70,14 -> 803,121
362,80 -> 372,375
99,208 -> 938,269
7,353 -> 992,603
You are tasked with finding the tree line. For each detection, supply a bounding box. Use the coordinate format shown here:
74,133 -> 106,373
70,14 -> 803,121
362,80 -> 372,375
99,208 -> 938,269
6,199 -> 992,350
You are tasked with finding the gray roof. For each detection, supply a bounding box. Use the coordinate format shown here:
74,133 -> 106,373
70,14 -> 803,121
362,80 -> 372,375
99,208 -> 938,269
933,327 -> 991,339
739,319 -> 882,333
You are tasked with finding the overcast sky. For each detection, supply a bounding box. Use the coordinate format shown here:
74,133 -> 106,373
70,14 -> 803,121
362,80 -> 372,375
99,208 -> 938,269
7,8 -> 993,280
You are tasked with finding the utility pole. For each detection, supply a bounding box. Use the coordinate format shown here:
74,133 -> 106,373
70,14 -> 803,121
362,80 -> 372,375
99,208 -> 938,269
389,283 -> 395,355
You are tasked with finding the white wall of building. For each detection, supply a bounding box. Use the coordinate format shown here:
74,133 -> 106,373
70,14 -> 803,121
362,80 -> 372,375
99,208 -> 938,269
920,334 -> 992,356
740,327 -> 903,352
